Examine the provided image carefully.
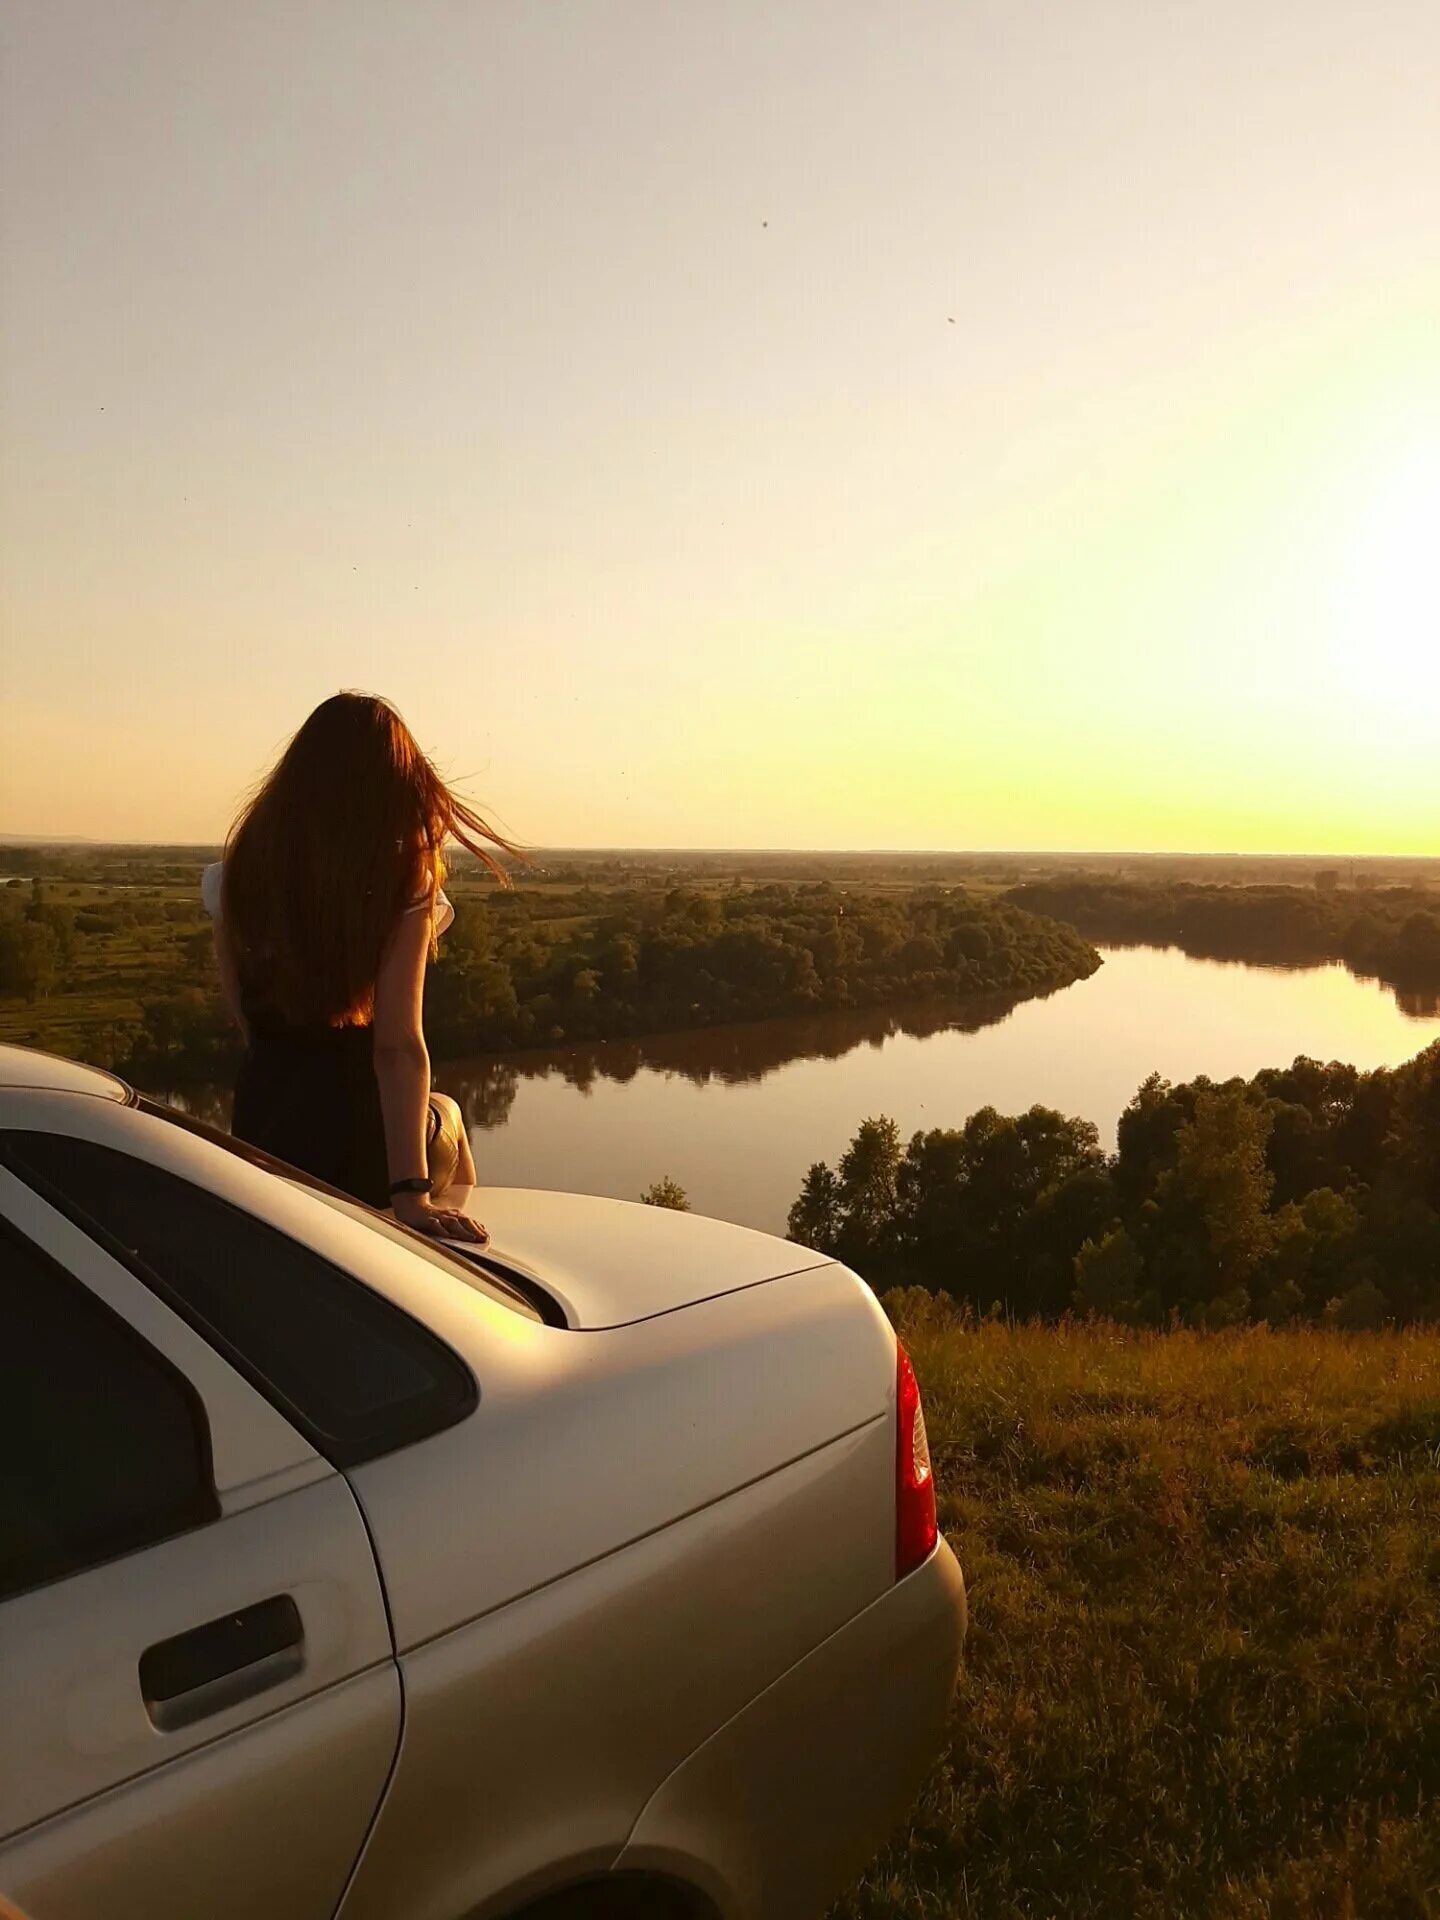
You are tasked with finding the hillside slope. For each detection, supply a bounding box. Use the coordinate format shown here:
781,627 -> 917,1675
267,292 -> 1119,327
834,1307 -> 1440,1920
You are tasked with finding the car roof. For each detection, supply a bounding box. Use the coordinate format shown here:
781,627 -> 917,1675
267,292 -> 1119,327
0,1045 -> 130,1102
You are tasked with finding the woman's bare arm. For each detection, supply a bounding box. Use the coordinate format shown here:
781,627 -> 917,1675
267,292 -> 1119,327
373,906 -> 485,1241
372,907 -> 431,1184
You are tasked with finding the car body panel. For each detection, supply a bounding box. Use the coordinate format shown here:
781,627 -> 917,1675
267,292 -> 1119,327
1,1669 -> 400,1920
347,1260 -> 897,1650
0,1473 -> 394,1833
618,1542 -> 967,1920
339,1420 -> 897,1920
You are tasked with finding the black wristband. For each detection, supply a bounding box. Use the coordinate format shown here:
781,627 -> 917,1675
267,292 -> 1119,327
389,1175 -> 433,1197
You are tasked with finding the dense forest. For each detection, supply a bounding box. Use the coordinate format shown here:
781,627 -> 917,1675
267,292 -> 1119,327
1007,877 -> 1440,1007
788,1045 -> 1440,1327
0,863 -> 1099,1084
422,883 -> 1099,1054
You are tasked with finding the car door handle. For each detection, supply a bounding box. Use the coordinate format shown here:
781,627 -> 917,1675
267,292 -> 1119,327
140,1594 -> 305,1732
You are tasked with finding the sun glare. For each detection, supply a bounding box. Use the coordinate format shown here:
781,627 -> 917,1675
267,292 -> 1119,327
1333,440 -> 1440,701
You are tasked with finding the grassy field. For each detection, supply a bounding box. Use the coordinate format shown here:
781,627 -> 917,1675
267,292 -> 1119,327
834,1304 -> 1440,1920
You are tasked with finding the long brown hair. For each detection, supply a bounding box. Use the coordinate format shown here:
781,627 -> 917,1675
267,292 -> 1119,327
222,692 -> 516,1025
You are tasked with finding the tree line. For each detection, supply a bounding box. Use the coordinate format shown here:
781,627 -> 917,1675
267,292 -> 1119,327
422,883 -> 1100,1055
1,874 -> 1100,1084
1006,877 -> 1440,1004
788,1044 -> 1440,1327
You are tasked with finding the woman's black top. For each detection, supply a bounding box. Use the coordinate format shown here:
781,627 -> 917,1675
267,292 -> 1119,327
203,860 -> 455,1207
231,1005 -> 390,1208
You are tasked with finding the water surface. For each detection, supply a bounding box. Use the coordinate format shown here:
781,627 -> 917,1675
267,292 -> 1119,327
433,946 -> 1440,1235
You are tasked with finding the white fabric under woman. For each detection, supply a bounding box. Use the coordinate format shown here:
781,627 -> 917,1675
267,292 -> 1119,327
200,860 -> 455,936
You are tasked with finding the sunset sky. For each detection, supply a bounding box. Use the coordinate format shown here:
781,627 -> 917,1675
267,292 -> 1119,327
3,0 -> 1439,851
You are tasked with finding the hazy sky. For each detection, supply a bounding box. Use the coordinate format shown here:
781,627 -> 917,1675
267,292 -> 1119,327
3,0 -> 1439,851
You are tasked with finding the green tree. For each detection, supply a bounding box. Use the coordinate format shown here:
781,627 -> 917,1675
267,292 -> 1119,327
1073,1225 -> 1145,1323
1260,1186 -> 1360,1318
787,1162 -> 842,1251
1114,1073 -> 1195,1205
1322,1278 -> 1389,1330
837,1116 -> 903,1248
1152,1085 -> 1274,1309
25,898 -> 77,963
598,932 -> 640,990
181,927 -> 215,970
640,1176 -> 691,1211
898,932 -> 944,972
136,987 -> 226,1065
1390,1042 -> 1440,1211
567,966 -> 601,1009
1199,1286 -> 1253,1329
0,920 -> 59,1002
931,1105 -> 1104,1312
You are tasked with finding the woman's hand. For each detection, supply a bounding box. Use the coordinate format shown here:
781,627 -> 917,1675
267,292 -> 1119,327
392,1189 -> 489,1244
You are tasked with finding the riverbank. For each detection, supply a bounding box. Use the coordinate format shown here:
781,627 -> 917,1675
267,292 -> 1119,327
1009,878 -> 1440,1012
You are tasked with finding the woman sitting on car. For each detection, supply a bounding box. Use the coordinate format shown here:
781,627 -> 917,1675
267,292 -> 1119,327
202,690 -> 510,1242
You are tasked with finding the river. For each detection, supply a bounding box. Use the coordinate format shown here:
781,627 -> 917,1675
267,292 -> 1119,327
421,946 -> 1440,1236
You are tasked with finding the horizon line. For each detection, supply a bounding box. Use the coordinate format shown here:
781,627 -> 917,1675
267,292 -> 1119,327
2,836 -> 1437,864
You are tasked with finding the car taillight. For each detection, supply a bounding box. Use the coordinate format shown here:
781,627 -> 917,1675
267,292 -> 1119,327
895,1340 -> 937,1580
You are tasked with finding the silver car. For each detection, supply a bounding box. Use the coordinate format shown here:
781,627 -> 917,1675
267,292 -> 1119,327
0,1045 -> 965,1920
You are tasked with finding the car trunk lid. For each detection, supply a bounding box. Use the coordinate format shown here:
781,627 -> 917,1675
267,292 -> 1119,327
437,1184 -> 830,1328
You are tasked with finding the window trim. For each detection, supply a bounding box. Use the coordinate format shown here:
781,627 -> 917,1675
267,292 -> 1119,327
1,1134 -> 479,1470
0,1214 -> 220,1601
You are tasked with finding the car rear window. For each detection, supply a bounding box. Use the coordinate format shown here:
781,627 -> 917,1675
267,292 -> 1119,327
137,1097 -> 543,1321
2,1130 -> 478,1467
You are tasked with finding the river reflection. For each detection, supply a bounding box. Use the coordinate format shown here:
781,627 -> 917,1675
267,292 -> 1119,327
435,991 -> 1032,1132
157,990 -> 1032,1136
162,947 -> 1440,1237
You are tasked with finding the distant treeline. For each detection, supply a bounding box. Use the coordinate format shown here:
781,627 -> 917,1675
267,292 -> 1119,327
1006,878 -> 1440,1004
0,876 -> 1099,1084
790,1046 -> 1440,1328
424,883 -> 1100,1052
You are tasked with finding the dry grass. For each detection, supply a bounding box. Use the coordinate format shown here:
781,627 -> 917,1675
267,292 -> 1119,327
834,1304 -> 1440,1920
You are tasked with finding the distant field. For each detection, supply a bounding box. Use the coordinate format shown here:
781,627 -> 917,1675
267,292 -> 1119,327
0,864 -> 650,1058
833,1307 -> 1440,1920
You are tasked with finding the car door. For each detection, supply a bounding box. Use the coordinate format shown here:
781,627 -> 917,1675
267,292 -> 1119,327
0,1163 -> 402,1920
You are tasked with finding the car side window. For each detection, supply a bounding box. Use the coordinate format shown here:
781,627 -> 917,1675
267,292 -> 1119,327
0,1219 -> 218,1601
2,1131 -> 477,1468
